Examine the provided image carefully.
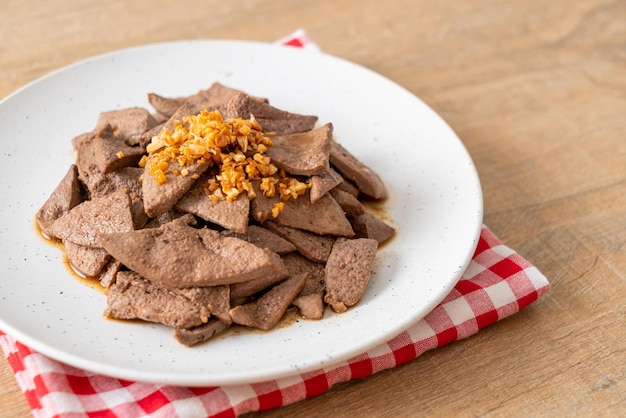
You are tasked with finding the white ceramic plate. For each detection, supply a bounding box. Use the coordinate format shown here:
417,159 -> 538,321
0,40 -> 482,386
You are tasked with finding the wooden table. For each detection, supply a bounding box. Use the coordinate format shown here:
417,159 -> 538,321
1,1 -> 624,416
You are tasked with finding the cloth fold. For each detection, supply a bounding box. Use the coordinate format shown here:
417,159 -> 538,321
0,31 -> 550,418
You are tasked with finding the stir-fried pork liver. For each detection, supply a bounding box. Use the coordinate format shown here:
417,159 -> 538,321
264,221 -> 335,263
281,253 -> 326,291
292,293 -> 325,320
174,285 -> 232,324
142,159 -> 210,218
330,188 -> 365,218
95,107 -> 157,147
324,238 -> 378,313
265,123 -> 332,176
147,93 -> 183,119
230,273 -> 288,302
174,318 -> 231,347
105,271 -> 209,329
226,92 -> 317,135
49,189 -> 134,248
230,273 -> 307,331
147,82 -> 268,122
282,253 -> 327,319
329,141 -> 388,200
83,166 -> 148,229
352,212 -> 396,244
176,182 -> 250,234
178,82 -> 266,115
38,82 -> 393,346
334,176 -> 360,198
251,184 -> 354,237
308,168 -> 343,204
222,225 -> 296,255
64,241 -> 110,278
99,259 -> 122,288
36,164 -> 84,238
100,215 -> 286,288
139,101 -> 196,149
93,124 -> 146,174
72,131 -> 99,190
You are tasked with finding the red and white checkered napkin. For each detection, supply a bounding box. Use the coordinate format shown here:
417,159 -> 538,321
0,226 -> 550,417
0,31 -> 550,417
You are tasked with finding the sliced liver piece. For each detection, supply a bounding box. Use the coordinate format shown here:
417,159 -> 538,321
147,82 -> 264,121
226,93 -> 317,135
198,228 -> 287,285
96,107 -> 157,146
309,168 -> 343,204
140,101 -> 195,149
195,82 -> 242,108
330,188 -> 365,218
50,189 -> 134,248
64,241 -> 110,278
329,141 -> 388,200
99,258 -> 122,288
142,159 -> 210,218
176,183 -> 249,234
229,273 -> 307,331
36,164 -> 84,238
93,124 -> 146,174
222,225 -> 296,255
147,93 -> 183,119
100,216 -> 284,287
230,249 -> 289,299
173,318 -> 230,347
140,104 -> 210,219
265,221 -> 335,263
251,184 -> 354,237
281,253 -> 326,297
352,213 -> 396,245
179,82 -> 265,114
72,131 -> 100,191
186,82 -> 258,113
104,271 -> 208,329
85,166 -> 148,229
87,166 -> 143,199
174,285 -> 231,324
293,293 -> 324,320
265,123 -> 332,176
282,253 -> 326,319
143,208 -> 187,229
73,131 -> 146,230
324,238 -> 378,313
334,176 -> 360,198
72,130 -> 95,153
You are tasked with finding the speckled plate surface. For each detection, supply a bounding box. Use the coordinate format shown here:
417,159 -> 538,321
0,40 -> 482,386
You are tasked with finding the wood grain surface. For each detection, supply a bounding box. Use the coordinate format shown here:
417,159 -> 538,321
1,1 -> 624,416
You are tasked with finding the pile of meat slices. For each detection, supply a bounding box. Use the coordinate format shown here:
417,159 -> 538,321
36,82 -> 395,346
